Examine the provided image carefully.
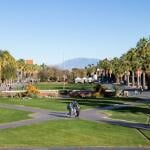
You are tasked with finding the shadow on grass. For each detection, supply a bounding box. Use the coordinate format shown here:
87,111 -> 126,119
111,106 -> 150,115
59,98 -> 125,108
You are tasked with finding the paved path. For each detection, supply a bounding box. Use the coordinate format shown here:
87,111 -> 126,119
0,104 -> 70,129
0,103 -> 150,130
0,102 -> 150,150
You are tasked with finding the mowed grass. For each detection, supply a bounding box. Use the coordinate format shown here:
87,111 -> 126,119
0,108 -> 31,123
140,129 -> 150,139
0,98 -> 92,111
103,106 -> 149,124
33,82 -> 94,90
0,120 -> 149,147
0,98 -> 127,111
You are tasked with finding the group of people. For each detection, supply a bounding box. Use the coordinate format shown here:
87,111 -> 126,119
134,86 -> 143,95
67,100 -> 80,118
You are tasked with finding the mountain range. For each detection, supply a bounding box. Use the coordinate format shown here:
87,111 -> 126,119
57,58 -> 99,70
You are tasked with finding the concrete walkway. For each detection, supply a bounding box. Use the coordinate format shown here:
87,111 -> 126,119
0,103 -> 150,150
0,103 -> 150,130
0,104 -> 70,129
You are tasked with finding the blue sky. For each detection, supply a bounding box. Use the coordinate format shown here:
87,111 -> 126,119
0,0 -> 150,65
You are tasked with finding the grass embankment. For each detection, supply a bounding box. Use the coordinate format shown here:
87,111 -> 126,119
0,108 -> 31,124
0,120 -> 149,147
104,105 -> 149,124
140,129 -> 150,139
0,98 -> 69,111
0,98 -> 92,111
0,98 -> 126,111
33,82 -> 94,90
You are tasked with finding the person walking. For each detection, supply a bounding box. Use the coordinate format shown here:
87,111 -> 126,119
75,104 -> 80,119
139,86 -> 143,94
67,102 -> 73,117
72,99 -> 77,108
72,99 -> 77,116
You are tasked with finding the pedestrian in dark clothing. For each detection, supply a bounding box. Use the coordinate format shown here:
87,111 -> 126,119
75,104 -> 80,119
139,86 -> 143,94
67,102 -> 73,117
72,99 -> 77,108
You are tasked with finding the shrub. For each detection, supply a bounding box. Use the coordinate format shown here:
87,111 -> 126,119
93,84 -> 101,92
93,84 -> 107,97
26,84 -> 39,97
113,85 -> 121,96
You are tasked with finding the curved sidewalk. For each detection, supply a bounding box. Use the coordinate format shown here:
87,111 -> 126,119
0,103 -> 150,130
0,104 -> 69,129
0,104 -> 149,149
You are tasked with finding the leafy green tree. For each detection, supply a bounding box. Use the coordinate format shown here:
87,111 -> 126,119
99,58 -> 111,82
136,37 -> 150,88
111,57 -> 123,84
0,50 -> 17,83
125,48 -> 140,87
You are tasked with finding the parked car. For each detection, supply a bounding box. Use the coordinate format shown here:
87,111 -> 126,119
69,90 -> 93,98
104,89 -> 115,97
79,90 -> 93,98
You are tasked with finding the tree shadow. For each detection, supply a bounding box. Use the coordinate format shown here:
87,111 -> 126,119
110,106 -> 150,115
60,99 -> 125,108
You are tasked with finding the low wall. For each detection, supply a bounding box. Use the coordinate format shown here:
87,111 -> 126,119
1,90 -> 60,98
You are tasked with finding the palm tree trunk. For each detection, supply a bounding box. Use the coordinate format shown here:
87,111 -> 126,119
143,71 -> 146,89
21,70 -> 23,81
132,71 -> 135,86
127,75 -> 130,86
116,75 -> 120,84
137,74 -> 140,88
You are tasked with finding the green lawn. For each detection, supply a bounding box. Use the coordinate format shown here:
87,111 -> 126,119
0,98 -> 125,111
103,106 -> 149,124
140,129 -> 150,139
0,98 -> 93,111
0,120 -> 149,147
0,108 -> 31,124
33,82 -> 94,90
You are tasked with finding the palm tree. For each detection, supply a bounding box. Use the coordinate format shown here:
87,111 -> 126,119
99,58 -> 111,82
120,54 -> 131,86
0,50 -> 17,83
111,57 -> 123,84
125,48 -> 140,87
16,59 -> 26,82
136,37 -> 150,88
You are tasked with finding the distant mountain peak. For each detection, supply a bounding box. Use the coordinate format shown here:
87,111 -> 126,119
58,57 -> 99,70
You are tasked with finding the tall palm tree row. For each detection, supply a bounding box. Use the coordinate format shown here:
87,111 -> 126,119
0,50 -> 17,84
96,37 -> 150,89
0,50 -> 41,84
0,36 -> 149,88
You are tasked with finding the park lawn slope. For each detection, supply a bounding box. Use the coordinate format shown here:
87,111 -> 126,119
0,120 -> 149,147
0,108 -> 31,123
33,82 -> 94,90
140,129 -> 150,139
0,98 -> 69,111
0,98 -> 128,111
103,106 -> 148,124
0,98 -> 91,111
